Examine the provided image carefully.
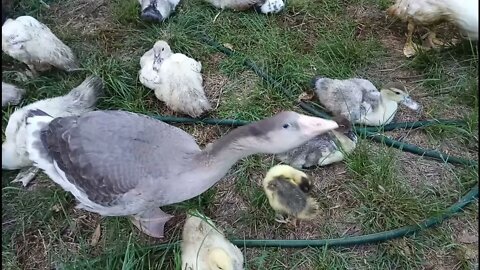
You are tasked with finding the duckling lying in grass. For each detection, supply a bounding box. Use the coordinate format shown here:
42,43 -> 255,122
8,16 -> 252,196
182,212 -> 244,270
203,0 -> 285,14
312,77 -> 420,126
262,165 -> 319,224
2,82 -> 25,107
387,0 -> 478,57
2,16 -> 79,77
2,76 -> 103,186
276,117 -> 357,168
138,0 -> 180,22
139,40 -> 211,117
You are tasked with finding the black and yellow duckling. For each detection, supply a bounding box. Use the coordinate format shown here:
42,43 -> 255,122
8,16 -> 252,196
262,165 -> 319,224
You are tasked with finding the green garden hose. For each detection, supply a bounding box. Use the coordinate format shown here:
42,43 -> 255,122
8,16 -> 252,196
229,184 -> 478,248
148,184 -> 478,250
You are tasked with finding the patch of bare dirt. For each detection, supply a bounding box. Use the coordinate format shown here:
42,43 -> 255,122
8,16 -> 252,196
14,229 -> 51,270
49,0 -> 112,35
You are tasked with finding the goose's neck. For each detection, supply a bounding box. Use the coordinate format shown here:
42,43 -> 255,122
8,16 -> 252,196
178,128 -> 257,201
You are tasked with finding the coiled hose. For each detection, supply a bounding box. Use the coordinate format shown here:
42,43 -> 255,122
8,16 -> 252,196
147,35 -> 478,249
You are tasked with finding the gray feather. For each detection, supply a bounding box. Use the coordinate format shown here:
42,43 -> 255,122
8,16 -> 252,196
269,177 -> 307,215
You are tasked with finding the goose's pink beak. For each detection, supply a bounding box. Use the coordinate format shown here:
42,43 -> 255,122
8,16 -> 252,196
298,115 -> 339,137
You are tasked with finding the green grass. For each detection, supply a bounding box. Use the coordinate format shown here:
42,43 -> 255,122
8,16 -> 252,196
2,0 -> 478,269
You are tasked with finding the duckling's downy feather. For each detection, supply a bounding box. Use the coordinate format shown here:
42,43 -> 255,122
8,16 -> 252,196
266,176 -> 309,214
154,53 -> 211,117
263,166 -> 319,220
181,213 -> 244,270
2,16 -> 79,71
2,76 -> 102,170
2,82 -> 25,107
276,129 -> 357,168
313,77 -> 380,121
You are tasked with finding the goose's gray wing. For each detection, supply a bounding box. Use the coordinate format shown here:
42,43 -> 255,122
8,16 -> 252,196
41,110 -> 200,206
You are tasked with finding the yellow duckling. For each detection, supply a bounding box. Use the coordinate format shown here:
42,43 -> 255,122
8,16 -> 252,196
262,165 -> 319,224
181,212 -> 244,270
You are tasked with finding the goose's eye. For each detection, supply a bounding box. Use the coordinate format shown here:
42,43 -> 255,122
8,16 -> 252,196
282,124 -> 290,129
395,92 -> 401,95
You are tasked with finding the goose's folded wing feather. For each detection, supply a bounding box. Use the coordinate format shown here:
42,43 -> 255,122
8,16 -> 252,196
41,110 -> 200,206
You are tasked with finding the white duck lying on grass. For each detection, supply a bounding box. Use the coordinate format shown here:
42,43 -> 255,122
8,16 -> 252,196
182,212 -> 244,270
2,82 -> 26,107
2,15 -> 80,77
139,40 -> 211,118
24,110 -> 338,238
2,76 -> 103,186
387,0 -> 478,57
312,77 -> 421,126
203,0 -> 285,14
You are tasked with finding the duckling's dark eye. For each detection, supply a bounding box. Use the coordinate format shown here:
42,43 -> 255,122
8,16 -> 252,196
282,124 -> 290,129
161,48 -> 165,51
395,92 -> 401,95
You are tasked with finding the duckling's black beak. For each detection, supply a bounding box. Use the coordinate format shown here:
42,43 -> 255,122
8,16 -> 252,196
141,5 -> 163,22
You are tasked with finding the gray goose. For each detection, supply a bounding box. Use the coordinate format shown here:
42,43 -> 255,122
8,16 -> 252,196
25,110 -> 338,238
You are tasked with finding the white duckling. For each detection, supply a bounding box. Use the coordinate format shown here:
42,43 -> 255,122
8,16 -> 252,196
138,0 -> 180,22
139,40 -> 211,118
2,82 -> 26,107
276,117 -> 357,168
263,165 -> 319,224
2,16 -> 79,77
2,76 -> 103,186
181,212 -> 244,270
387,0 -> 478,57
312,77 -> 420,126
203,0 -> 284,14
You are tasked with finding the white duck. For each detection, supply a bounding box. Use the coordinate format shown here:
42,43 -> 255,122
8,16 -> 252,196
203,0 -> 285,14
387,0 -> 478,57
276,117 -> 357,168
312,77 -> 421,126
24,110 -> 338,238
181,212 -> 244,270
2,82 -> 26,107
138,0 -> 180,22
139,40 -> 211,118
2,76 -> 103,186
2,15 -> 79,76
